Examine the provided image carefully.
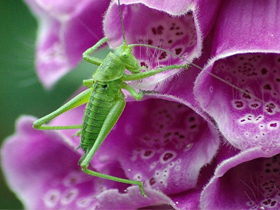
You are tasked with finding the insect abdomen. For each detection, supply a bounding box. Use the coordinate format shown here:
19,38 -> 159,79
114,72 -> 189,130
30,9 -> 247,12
80,83 -> 114,152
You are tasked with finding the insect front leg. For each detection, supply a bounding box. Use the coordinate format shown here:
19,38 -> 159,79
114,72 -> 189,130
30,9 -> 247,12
79,98 -> 147,196
83,37 -> 108,66
33,88 -> 91,130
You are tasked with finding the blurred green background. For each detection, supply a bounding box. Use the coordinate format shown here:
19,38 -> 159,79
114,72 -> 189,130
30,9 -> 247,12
0,1 -> 107,209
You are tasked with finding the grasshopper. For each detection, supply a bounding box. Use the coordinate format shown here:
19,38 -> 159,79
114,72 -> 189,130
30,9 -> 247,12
33,0 -> 188,196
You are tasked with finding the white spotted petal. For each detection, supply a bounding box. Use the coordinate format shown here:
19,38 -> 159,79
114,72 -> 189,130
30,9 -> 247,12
194,0 -> 280,149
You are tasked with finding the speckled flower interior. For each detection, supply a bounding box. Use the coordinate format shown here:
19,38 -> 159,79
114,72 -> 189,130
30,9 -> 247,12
195,53 -> 280,149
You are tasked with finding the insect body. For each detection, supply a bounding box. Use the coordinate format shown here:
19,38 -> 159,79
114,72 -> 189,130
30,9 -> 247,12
33,33 -> 187,196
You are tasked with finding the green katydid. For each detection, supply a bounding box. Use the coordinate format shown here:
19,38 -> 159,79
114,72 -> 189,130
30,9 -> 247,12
33,0 -> 188,196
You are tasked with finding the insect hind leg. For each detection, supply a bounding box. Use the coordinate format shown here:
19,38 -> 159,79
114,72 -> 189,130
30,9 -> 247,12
78,99 -> 147,196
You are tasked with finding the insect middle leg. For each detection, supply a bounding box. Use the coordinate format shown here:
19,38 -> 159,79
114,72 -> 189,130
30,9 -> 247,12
79,99 -> 147,196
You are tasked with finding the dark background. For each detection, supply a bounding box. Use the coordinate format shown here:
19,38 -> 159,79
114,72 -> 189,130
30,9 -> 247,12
0,1 -> 107,208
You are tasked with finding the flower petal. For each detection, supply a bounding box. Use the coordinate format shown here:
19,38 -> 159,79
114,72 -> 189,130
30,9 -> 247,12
194,0 -> 280,149
96,161 -> 217,210
96,186 -> 177,210
160,34 -> 214,114
201,145 -> 280,209
169,162 -> 217,210
23,0 -> 110,88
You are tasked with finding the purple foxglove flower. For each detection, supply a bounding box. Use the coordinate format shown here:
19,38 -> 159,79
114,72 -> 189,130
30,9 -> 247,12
23,0 -> 111,88
2,94 -> 220,209
103,0 -> 222,90
201,145 -> 280,209
194,0 -> 280,149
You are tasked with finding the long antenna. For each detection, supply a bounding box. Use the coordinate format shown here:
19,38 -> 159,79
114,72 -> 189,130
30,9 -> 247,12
118,0 -> 126,45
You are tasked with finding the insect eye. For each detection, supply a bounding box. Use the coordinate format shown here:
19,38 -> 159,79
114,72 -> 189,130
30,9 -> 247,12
122,53 -> 128,59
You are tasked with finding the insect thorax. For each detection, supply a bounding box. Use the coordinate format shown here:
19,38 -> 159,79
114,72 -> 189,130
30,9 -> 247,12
92,52 -> 126,82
